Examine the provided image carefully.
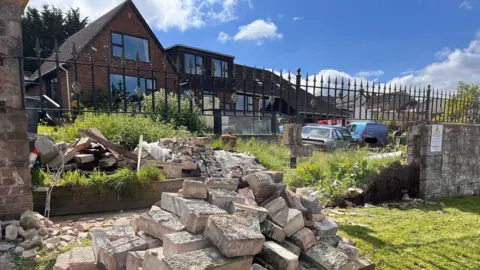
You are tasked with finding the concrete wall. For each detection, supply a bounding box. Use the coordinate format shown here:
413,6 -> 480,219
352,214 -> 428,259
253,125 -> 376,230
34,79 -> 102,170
408,123 -> 480,200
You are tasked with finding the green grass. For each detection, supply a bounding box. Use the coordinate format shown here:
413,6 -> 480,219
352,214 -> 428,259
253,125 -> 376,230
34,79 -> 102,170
334,196 -> 480,270
13,240 -> 91,270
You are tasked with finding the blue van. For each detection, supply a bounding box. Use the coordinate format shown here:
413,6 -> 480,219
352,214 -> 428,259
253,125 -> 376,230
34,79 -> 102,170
347,122 -> 389,147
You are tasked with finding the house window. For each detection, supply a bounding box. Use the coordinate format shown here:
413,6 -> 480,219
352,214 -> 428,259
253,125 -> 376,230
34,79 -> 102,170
184,54 -> 203,75
213,59 -> 228,78
235,94 -> 254,111
111,32 -> 150,62
109,74 -> 156,96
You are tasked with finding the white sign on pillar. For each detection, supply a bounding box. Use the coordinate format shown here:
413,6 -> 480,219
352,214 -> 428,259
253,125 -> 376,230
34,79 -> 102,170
430,125 -> 443,152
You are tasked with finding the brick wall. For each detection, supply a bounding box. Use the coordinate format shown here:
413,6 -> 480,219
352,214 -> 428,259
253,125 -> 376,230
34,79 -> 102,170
408,123 -> 480,199
0,0 -> 33,219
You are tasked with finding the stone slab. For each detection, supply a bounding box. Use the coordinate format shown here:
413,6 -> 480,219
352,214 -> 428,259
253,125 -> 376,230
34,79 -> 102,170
304,212 -> 326,222
264,171 -> 284,183
126,250 -> 145,270
163,231 -> 210,258
314,219 -> 339,238
204,177 -> 239,190
99,236 -> 148,270
181,180 -> 207,199
203,214 -> 265,257
137,210 -> 185,240
302,242 -> 355,270
90,229 -> 110,260
278,240 -> 301,256
160,192 -> 208,217
281,189 -> 308,212
69,247 -> 96,270
355,257 -> 376,270
288,227 -> 316,250
207,188 -> 247,210
300,195 -> 322,214
53,251 -> 71,270
237,187 -> 257,205
180,203 -> 227,234
262,197 -> 288,217
143,247 -> 165,270
337,241 -> 360,261
227,202 -> 268,222
270,207 -> 305,237
243,172 -> 276,200
260,219 -> 286,243
137,231 -> 162,249
108,225 -> 136,241
159,247 -> 253,270
259,241 -> 299,270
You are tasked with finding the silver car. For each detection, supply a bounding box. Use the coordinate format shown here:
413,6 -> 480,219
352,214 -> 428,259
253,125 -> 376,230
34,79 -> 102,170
301,125 -> 351,151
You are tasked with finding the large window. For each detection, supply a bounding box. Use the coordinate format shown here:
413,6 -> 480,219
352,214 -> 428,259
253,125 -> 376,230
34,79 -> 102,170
235,94 -> 254,111
184,54 -> 203,75
109,74 -> 156,96
213,59 -> 228,78
111,32 -> 150,62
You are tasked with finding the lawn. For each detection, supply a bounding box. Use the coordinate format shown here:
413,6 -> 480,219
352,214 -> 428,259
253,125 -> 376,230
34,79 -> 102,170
331,196 -> 480,270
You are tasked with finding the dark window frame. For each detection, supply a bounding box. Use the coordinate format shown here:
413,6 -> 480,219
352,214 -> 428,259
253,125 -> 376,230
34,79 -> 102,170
110,31 -> 151,63
109,73 -> 157,96
184,53 -> 204,75
212,58 -> 229,78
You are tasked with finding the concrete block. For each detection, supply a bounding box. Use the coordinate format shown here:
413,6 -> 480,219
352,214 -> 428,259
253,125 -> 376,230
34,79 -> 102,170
108,225 -> 136,241
160,192 -> 208,217
278,240 -> 301,256
163,231 -> 210,258
261,219 -> 286,242
137,210 -> 185,240
355,257 -> 376,270
90,228 -> 109,260
126,251 -> 145,270
314,219 -> 338,238
180,203 -> 227,234
270,208 -> 305,237
143,247 -> 164,270
243,172 -> 276,200
159,247 -> 253,270
204,177 -> 239,190
207,188 -> 247,210
74,154 -> 94,164
98,236 -> 148,270
227,202 -> 268,222
300,195 -> 322,214
262,197 -> 288,217
302,242 -> 355,270
69,247 -> 96,270
53,251 -> 71,270
264,170 -> 284,183
288,227 -> 316,250
259,241 -> 299,270
237,187 -> 257,205
281,189 -> 308,212
203,214 -> 265,257
137,231 -> 162,249
181,180 -> 207,199
304,212 -> 326,222
337,240 -> 360,261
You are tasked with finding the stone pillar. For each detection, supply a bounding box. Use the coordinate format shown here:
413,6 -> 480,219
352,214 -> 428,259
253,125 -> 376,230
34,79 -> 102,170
0,0 -> 33,219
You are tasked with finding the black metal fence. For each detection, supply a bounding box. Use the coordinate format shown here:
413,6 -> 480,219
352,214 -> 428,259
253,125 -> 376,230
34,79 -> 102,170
9,39 -> 480,134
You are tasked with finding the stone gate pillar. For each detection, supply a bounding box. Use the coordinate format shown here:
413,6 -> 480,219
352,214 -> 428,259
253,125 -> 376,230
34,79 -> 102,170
0,0 -> 32,219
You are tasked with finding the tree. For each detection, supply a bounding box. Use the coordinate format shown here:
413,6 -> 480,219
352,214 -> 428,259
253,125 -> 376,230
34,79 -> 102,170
22,5 -> 88,72
440,82 -> 480,123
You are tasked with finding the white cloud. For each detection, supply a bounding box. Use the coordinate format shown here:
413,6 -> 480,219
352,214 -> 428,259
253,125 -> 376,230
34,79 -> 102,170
459,0 -> 473,9
27,0 -> 247,32
355,70 -> 384,78
435,47 -> 452,59
217,31 -> 232,43
292,17 -> 304,22
232,19 -> 283,45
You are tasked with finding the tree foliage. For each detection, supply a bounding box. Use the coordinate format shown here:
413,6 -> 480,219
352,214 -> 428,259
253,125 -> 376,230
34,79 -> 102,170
22,5 -> 88,72
438,82 -> 480,122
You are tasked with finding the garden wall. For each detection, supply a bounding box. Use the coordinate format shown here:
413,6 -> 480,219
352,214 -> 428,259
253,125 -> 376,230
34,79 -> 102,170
33,178 -> 198,216
408,123 -> 480,200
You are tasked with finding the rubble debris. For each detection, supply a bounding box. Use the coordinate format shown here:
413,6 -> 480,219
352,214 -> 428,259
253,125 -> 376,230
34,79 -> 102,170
181,179 -> 207,199
137,210 -> 185,240
288,227 -> 316,250
244,172 -> 276,201
126,250 -> 145,270
143,247 -> 165,270
69,247 -> 96,270
180,203 -> 227,234
207,188 -> 247,210
302,242 -> 356,270
221,133 -> 238,149
53,251 -> 71,270
258,241 -> 299,270
227,202 -> 268,222
260,219 -> 287,243
204,177 -> 239,190
98,236 -> 148,270
162,231 -> 210,258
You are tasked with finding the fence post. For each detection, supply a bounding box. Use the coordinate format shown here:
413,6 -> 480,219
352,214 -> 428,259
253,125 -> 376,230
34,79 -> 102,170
271,112 -> 277,134
295,68 -> 301,124
425,85 -> 431,122
213,109 -> 222,135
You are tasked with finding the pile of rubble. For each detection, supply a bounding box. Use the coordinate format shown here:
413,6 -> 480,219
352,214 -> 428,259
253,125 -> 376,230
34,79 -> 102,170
50,172 -> 375,270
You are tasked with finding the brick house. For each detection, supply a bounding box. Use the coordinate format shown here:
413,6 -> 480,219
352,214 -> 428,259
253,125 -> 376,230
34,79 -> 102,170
27,0 -> 177,111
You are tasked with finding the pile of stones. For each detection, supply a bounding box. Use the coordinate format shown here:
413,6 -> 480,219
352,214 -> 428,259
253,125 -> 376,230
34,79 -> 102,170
52,171 -> 375,270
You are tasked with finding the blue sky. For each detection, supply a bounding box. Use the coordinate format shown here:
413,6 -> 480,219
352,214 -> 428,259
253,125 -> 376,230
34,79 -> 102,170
29,0 -> 480,91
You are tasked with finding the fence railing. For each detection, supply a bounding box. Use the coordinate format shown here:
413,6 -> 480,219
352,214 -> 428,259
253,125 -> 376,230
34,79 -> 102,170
8,39 -> 480,134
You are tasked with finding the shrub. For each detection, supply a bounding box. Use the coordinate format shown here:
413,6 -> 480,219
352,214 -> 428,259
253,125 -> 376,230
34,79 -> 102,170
50,113 -> 190,149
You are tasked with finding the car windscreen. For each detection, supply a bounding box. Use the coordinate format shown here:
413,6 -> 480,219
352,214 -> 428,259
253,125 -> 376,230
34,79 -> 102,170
302,127 -> 330,138
336,127 -> 352,137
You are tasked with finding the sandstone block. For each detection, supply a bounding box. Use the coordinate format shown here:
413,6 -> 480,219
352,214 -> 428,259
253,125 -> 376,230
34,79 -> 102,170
69,247 -> 96,270
322,235 -> 341,247
163,231 -> 210,258
126,250 -> 145,270
108,225 -> 136,241
262,197 -> 288,217
337,240 -> 360,261
160,192 -> 208,217
355,257 -> 376,270
227,202 -> 268,222
264,170 -> 284,183
302,242 -> 355,270
237,187 -> 257,205
207,188 -> 246,210
259,241 -> 299,270
314,219 -> 338,238
74,154 -> 94,164
159,247 -> 253,270
143,247 -> 165,270
278,240 -> 301,256
243,172 -> 276,200
300,195 -> 322,214
288,227 -> 316,250
260,219 -> 286,242
90,229 -> 110,260
180,203 -> 227,234
281,189 -> 308,212
304,212 -> 326,222
203,214 -> 265,257
204,177 -> 239,190
270,208 -> 305,237
137,231 -> 162,249
137,210 -> 185,240
53,251 -> 71,270
98,236 -> 148,270
5,224 -> 18,241
181,180 -> 207,199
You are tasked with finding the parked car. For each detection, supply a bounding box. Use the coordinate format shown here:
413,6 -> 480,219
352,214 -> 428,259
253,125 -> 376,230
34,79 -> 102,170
301,125 -> 351,151
347,122 -> 389,147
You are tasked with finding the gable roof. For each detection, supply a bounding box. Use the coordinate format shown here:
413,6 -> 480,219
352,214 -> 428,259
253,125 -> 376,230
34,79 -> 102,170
30,0 -> 176,81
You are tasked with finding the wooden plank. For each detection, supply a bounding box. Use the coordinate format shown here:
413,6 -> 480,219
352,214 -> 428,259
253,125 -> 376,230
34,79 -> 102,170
73,137 -> 91,152
78,128 -> 137,161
